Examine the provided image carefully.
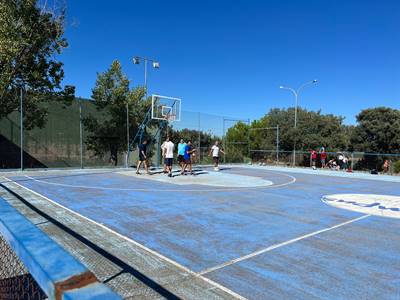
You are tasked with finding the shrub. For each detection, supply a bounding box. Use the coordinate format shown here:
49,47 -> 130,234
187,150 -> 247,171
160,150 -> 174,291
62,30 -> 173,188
393,161 -> 400,174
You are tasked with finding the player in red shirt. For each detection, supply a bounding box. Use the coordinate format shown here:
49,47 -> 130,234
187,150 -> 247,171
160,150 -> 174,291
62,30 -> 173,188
320,149 -> 327,168
310,150 -> 317,169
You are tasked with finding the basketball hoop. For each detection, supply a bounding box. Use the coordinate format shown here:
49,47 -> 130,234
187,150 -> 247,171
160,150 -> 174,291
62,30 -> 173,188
151,94 -> 181,121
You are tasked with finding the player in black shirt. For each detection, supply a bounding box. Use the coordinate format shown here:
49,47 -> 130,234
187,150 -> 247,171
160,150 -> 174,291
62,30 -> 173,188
136,139 -> 150,174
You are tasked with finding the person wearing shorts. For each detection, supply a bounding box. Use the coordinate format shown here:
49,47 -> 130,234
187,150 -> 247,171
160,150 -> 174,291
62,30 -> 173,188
182,140 -> 196,175
320,149 -> 327,168
164,137 -> 175,177
310,150 -> 317,169
337,153 -> 344,169
161,139 -> 169,173
209,141 -> 225,171
177,139 -> 186,168
136,139 -> 149,174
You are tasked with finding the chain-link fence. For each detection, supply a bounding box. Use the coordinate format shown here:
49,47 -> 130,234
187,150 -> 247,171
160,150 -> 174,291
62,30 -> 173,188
0,97 -> 249,169
0,234 -> 47,300
1,97 -> 399,174
247,150 -> 400,174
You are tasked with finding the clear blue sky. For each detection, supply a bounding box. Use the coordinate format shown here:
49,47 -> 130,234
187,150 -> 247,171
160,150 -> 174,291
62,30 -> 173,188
62,0 -> 399,124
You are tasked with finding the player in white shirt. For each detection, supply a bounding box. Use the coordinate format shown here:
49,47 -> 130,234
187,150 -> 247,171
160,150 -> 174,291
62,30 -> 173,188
161,139 -> 168,173
209,141 -> 225,171
163,137 -> 175,177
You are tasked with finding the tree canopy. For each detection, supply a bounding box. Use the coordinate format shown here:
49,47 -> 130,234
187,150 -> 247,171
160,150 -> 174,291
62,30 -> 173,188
0,0 -> 74,130
226,107 -> 350,153
83,60 -> 149,165
351,107 -> 400,154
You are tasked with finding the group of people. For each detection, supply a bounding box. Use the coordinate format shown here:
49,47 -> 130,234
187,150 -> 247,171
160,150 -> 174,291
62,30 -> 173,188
162,138 -> 196,177
309,147 -> 350,171
310,147 -> 328,169
136,138 -> 225,177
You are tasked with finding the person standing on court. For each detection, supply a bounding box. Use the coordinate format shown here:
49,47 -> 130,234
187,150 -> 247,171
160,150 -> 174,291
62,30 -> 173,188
136,139 -> 150,175
182,140 -> 196,175
310,149 -> 317,169
164,137 -> 175,177
161,138 -> 168,173
320,147 -> 327,168
177,139 -> 187,169
209,140 -> 225,171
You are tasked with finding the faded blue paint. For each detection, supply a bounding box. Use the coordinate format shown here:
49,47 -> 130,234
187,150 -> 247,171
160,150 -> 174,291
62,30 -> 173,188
248,164 -> 400,183
0,196 -> 121,300
7,167 -> 400,299
206,216 -> 400,300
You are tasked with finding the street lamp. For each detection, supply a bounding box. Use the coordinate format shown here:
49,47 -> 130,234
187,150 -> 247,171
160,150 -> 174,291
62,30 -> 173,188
279,79 -> 318,166
132,56 -> 160,94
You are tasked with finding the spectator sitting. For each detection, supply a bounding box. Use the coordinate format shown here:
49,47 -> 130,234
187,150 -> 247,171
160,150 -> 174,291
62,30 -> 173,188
327,159 -> 337,170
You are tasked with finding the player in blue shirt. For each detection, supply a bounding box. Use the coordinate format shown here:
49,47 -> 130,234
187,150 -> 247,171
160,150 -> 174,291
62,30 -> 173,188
181,140 -> 196,175
177,139 -> 187,168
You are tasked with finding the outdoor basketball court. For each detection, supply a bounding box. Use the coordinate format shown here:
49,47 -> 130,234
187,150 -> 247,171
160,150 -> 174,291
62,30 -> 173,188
1,166 -> 399,299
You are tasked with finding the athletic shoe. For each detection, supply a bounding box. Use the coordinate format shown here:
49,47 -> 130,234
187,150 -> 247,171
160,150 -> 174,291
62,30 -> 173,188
168,173 -> 172,177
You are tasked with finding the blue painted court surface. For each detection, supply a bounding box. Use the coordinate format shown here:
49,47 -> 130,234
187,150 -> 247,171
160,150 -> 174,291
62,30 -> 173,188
4,166 -> 400,299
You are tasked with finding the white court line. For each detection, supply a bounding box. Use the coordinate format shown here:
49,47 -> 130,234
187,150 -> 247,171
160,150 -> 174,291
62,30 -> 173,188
21,172 -> 296,192
198,214 -> 370,276
1,176 -> 247,300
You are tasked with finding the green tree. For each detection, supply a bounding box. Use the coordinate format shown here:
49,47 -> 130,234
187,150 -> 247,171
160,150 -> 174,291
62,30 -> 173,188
83,60 -> 149,165
225,107 -> 349,163
263,108 -> 348,152
226,122 -> 249,143
350,107 -> 400,170
0,0 -> 74,130
351,107 -> 400,153
225,121 -> 250,162
169,128 -> 213,149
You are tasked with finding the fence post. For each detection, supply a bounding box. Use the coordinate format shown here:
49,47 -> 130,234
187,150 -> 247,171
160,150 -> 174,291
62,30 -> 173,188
126,102 -> 129,168
20,88 -> 23,171
79,99 -> 83,169
276,125 -> 279,165
351,152 -> 354,170
198,112 -> 201,164
156,129 -> 161,168
247,127 -> 251,162
222,118 -> 226,164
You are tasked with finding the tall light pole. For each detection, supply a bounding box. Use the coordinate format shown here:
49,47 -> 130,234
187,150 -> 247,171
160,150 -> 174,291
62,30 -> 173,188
132,56 -> 160,95
280,79 -> 318,166
79,99 -> 83,169
128,56 -> 160,167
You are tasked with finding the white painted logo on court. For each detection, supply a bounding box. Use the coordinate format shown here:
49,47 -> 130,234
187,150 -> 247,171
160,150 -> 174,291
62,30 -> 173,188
322,194 -> 400,219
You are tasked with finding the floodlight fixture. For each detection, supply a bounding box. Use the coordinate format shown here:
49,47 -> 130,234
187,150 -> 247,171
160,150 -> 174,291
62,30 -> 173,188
133,57 -> 140,64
